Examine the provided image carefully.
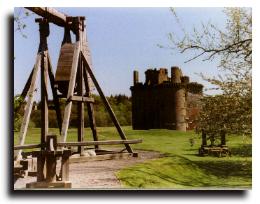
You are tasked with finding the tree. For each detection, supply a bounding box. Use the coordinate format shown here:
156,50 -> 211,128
14,95 -> 23,131
14,8 -> 33,38
165,8 -> 252,137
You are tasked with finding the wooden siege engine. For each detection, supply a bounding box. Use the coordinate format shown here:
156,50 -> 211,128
14,7 -> 141,189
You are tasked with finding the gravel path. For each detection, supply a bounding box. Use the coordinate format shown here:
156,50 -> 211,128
14,150 -> 162,189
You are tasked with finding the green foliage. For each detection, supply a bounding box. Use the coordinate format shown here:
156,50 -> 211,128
197,94 -> 251,136
30,94 -> 132,128
165,8 -> 252,138
14,95 -> 24,131
14,8 -> 33,38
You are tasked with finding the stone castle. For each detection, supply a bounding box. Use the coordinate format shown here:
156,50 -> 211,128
130,67 -> 203,131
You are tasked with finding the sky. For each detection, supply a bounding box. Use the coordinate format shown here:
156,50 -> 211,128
14,7 -> 227,99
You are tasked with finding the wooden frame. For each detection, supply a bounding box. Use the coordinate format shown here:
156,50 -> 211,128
14,8 -> 141,188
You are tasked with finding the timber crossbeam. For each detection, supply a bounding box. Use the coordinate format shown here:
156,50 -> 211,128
57,139 -> 142,147
68,95 -> 95,103
14,144 -> 42,150
14,139 -> 142,150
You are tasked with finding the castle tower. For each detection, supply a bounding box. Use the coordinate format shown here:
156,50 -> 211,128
171,67 -> 187,131
130,66 -> 203,131
133,70 -> 139,85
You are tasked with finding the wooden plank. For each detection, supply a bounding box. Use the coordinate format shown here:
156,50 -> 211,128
41,51 -> 49,149
69,95 -> 94,103
15,54 -> 41,161
81,51 -> 133,153
60,42 -> 80,142
55,43 -> 75,81
14,144 -> 41,150
47,52 -> 62,133
26,181 -> 72,188
57,139 -> 142,147
77,52 -> 84,154
25,7 -> 68,28
57,62 -> 74,67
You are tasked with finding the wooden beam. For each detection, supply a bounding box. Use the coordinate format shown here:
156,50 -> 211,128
77,52 -> 84,154
14,68 -> 34,113
15,54 -> 41,161
81,51 -> 133,153
41,51 -> 49,149
47,52 -> 62,133
60,42 -> 80,142
25,7 -> 68,27
61,151 -> 71,181
14,144 -> 42,150
21,68 -> 34,99
25,7 -> 85,34
57,139 -> 142,147
83,66 -> 98,149
68,95 -> 94,103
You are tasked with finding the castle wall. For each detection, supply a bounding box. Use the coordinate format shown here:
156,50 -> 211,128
131,67 -> 203,131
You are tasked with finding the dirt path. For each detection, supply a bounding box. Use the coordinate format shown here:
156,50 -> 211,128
14,150 -> 162,189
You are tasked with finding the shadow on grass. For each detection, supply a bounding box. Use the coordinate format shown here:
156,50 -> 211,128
230,144 -> 252,157
193,159 -> 252,179
118,155 -> 252,189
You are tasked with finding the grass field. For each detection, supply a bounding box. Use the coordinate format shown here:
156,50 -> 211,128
14,126 -> 252,189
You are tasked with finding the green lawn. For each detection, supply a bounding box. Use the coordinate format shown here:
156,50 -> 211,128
14,126 -> 252,189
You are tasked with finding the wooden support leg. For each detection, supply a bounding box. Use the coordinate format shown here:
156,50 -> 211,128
61,42 -> 80,142
77,54 -> 84,154
20,68 -> 34,99
14,68 -> 33,122
36,154 -> 45,182
47,53 -> 62,133
81,51 -> 133,153
61,150 -> 71,181
46,153 -> 56,183
87,103 -> 98,149
15,54 -> 41,161
41,51 -> 49,149
83,66 -> 98,149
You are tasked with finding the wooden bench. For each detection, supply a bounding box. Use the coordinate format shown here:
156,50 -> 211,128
199,146 -> 230,157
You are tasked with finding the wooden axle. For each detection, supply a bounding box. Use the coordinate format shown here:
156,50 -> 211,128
14,144 -> 41,150
14,139 -> 142,150
57,139 -> 142,147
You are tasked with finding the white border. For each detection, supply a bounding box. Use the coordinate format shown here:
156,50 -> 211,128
1,1 -> 258,204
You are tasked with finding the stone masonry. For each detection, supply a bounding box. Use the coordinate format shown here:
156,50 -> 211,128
130,66 -> 203,131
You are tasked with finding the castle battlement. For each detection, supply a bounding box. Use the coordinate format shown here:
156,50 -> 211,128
130,66 -> 203,131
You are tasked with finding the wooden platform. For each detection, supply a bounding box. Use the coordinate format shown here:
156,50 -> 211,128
26,181 -> 72,189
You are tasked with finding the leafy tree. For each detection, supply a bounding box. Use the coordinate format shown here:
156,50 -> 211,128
14,8 -> 33,38
164,8 -> 252,137
29,94 -> 132,128
14,95 -> 23,131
